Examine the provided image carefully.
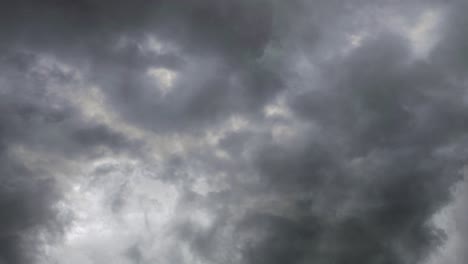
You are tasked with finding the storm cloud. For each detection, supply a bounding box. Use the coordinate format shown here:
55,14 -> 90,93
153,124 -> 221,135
0,0 -> 467,264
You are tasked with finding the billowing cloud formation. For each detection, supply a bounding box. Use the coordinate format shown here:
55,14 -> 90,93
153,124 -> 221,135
0,0 -> 467,264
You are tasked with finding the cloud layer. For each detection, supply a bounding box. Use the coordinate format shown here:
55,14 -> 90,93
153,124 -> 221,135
0,0 -> 467,264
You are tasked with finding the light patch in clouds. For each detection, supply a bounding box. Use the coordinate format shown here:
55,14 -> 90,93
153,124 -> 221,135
380,6 -> 444,58
263,98 -> 292,119
271,124 -> 298,145
143,35 -> 179,55
49,158 -> 180,264
347,32 -> 367,48
407,8 -> 444,58
427,177 -> 468,264
205,115 -> 250,146
32,54 -> 80,81
147,67 -> 178,95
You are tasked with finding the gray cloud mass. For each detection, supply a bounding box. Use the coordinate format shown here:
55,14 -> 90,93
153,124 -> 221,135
0,0 -> 467,264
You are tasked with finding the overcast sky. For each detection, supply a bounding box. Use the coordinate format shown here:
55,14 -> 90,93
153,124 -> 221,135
0,0 -> 467,264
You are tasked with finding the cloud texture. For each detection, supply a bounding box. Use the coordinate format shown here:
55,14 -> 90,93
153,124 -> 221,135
0,0 -> 467,263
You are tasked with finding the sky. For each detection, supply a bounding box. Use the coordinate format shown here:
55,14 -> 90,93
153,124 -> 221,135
0,0 -> 467,263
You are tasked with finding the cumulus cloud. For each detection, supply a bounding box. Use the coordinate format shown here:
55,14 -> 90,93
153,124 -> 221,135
0,0 -> 466,264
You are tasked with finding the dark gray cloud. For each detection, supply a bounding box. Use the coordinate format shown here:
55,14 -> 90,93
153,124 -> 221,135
0,158 -> 59,264
0,0 -> 288,138
0,50 -> 140,263
233,32 -> 467,264
168,4 -> 468,264
0,0 -> 467,264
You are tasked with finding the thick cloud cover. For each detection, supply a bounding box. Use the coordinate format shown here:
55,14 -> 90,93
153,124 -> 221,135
0,0 -> 467,264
